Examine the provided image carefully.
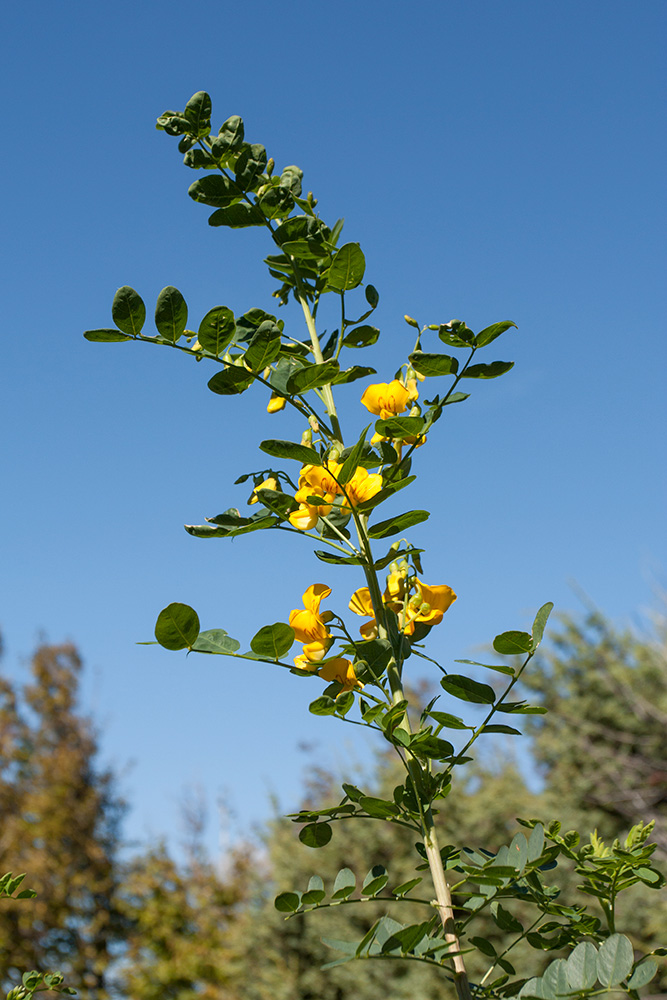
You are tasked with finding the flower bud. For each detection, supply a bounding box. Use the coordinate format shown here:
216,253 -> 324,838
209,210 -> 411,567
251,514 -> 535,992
404,315 -> 419,329
301,428 -> 313,446
266,157 -> 275,175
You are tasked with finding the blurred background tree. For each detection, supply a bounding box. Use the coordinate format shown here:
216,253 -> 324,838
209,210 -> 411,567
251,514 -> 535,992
0,642 -> 126,998
1,607 -> 665,997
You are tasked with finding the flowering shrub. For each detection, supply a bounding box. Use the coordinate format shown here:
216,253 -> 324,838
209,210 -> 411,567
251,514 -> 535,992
84,92 -> 664,1000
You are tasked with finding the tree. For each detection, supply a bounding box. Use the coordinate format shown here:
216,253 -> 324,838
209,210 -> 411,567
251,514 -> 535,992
0,643 -> 125,998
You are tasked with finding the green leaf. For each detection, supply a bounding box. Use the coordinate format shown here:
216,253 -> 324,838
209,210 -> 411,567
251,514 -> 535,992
245,322 -> 282,370
332,867 -> 356,899
198,306 -> 236,355
474,320 -> 517,348
566,942 -> 598,990
627,959 -> 658,990
154,603 -> 200,651
274,891 -> 301,913
439,321 -> 475,348
368,510 -> 429,538
258,185 -> 294,220
542,959 -> 570,999
391,877 -> 422,897
411,735 -> 455,760
362,866 -> 388,897
496,702 -> 547,715
596,934 -> 634,987
259,439 -> 322,465
270,356 -> 307,394
84,328 -> 131,342
192,629 -> 241,654
408,351 -> 459,377
462,360 -> 514,379
250,622 -> 294,659
301,875 -> 325,905
527,823 -> 545,861
492,903 -> 523,933
338,425 -> 371,485
155,286 -> 188,343
188,174 -> 241,208
493,630 -> 533,655
440,675 -> 496,704
235,143 -> 267,192
455,658 -> 514,676
508,833 -> 528,873
112,286 -> 146,336
207,367 -> 254,395
531,602 -> 554,649
212,115 -> 244,154
299,823 -> 332,848
209,203 -> 265,227
313,550 -> 363,566
279,164 -> 303,196
427,711 -> 470,730
480,724 -> 522,735
309,696 -> 337,716
333,365 -> 377,384
365,284 -> 379,308
374,416 -> 426,440
359,796 -> 398,818
326,243 -> 366,291
183,91 -> 212,136
342,324 -> 380,348
286,360 -> 340,393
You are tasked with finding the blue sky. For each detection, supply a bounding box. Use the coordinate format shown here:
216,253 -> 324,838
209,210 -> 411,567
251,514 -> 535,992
2,0 -> 665,854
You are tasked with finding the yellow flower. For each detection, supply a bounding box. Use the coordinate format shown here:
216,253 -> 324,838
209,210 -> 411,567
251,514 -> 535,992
402,581 -> 457,634
249,477 -> 278,505
293,639 -> 332,671
299,462 -> 343,499
267,393 -> 286,413
289,584 -> 333,645
318,657 -> 359,692
340,467 -> 383,509
288,504 -> 320,530
361,380 -> 410,420
348,580 -> 456,637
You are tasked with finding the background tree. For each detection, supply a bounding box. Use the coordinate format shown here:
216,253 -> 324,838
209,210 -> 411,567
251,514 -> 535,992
0,643 -> 125,998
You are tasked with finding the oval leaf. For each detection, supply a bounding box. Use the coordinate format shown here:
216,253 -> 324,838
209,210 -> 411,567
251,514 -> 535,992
368,510 -> 429,539
440,675 -> 496,704
209,203 -> 265,227
154,603 -> 200,651
408,351 -> 458,377
259,439 -> 323,466
299,823 -> 332,848
84,328 -> 131,342
566,941 -> 599,990
374,416 -> 426,440
332,867 -> 356,898
531,602 -> 554,649
597,934 -> 634,987
627,959 -> 658,990
274,891 -> 301,913
462,360 -> 514,379
343,324 -> 379,349
245,322 -> 282,370
192,629 -> 241,654
198,306 -> 236,355
188,174 -> 241,208
287,360 -> 340,393
250,622 -> 294,659
474,320 -> 517,348
112,286 -> 146,336
493,630 -> 533,655
326,243 -> 366,291
155,286 -> 188,343
208,367 -> 254,395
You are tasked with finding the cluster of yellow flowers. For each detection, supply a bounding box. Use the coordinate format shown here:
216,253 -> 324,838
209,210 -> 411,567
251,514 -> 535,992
288,573 -> 456,690
288,461 -> 383,530
288,584 -> 358,691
